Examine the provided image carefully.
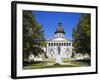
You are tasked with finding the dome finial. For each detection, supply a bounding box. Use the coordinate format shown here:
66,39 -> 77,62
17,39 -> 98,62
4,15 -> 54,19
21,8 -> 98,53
58,22 -> 62,27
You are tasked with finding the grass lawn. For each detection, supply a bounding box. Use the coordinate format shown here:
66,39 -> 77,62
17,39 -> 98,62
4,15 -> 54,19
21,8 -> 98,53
23,58 -> 90,69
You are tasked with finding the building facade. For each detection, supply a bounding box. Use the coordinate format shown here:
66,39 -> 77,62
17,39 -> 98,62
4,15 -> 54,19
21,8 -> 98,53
28,23 -> 90,61
44,23 -> 73,58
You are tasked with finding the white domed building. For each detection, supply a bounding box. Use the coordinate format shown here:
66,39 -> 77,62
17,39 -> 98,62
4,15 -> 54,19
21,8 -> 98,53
28,23 -> 89,61
44,23 -> 73,59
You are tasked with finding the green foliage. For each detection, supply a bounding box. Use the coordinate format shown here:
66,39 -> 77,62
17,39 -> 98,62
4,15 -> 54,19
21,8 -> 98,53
72,14 -> 91,55
23,10 -> 46,59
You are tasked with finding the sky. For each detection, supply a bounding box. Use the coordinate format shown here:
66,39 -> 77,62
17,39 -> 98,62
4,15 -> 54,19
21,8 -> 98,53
32,11 -> 81,40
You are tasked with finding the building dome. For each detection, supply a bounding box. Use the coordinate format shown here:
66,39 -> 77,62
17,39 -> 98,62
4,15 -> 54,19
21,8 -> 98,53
55,23 -> 65,34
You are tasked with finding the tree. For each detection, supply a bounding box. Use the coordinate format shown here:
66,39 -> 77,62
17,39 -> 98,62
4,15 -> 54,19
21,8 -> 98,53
23,10 -> 46,59
72,14 -> 91,55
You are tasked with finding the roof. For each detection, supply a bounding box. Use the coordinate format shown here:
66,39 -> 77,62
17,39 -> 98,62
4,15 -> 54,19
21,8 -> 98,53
47,37 -> 72,43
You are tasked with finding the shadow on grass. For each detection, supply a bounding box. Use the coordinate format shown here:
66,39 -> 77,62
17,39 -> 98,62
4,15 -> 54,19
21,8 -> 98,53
23,59 -> 90,69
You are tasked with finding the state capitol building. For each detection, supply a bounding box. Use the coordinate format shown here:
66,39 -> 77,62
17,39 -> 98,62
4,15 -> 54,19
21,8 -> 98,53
43,23 -> 73,58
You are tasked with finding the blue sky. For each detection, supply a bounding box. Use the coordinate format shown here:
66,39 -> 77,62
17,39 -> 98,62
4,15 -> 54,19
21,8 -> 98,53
32,11 -> 81,40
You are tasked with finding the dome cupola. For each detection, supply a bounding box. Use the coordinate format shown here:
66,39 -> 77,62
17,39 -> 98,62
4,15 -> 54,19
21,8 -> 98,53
55,23 -> 65,34
54,23 -> 65,38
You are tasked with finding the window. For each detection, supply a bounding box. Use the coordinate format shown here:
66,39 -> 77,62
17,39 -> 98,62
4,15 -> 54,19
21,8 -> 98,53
64,43 -> 65,46
57,33 -> 59,37
49,43 -> 50,46
51,43 -> 53,46
69,43 -> 71,46
58,43 -> 60,46
57,43 -> 58,46
55,43 -> 57,46
54,43 -> 55,46
65,43 -> 67,46
67,43 -> 68,46
61,43 -> 63,46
